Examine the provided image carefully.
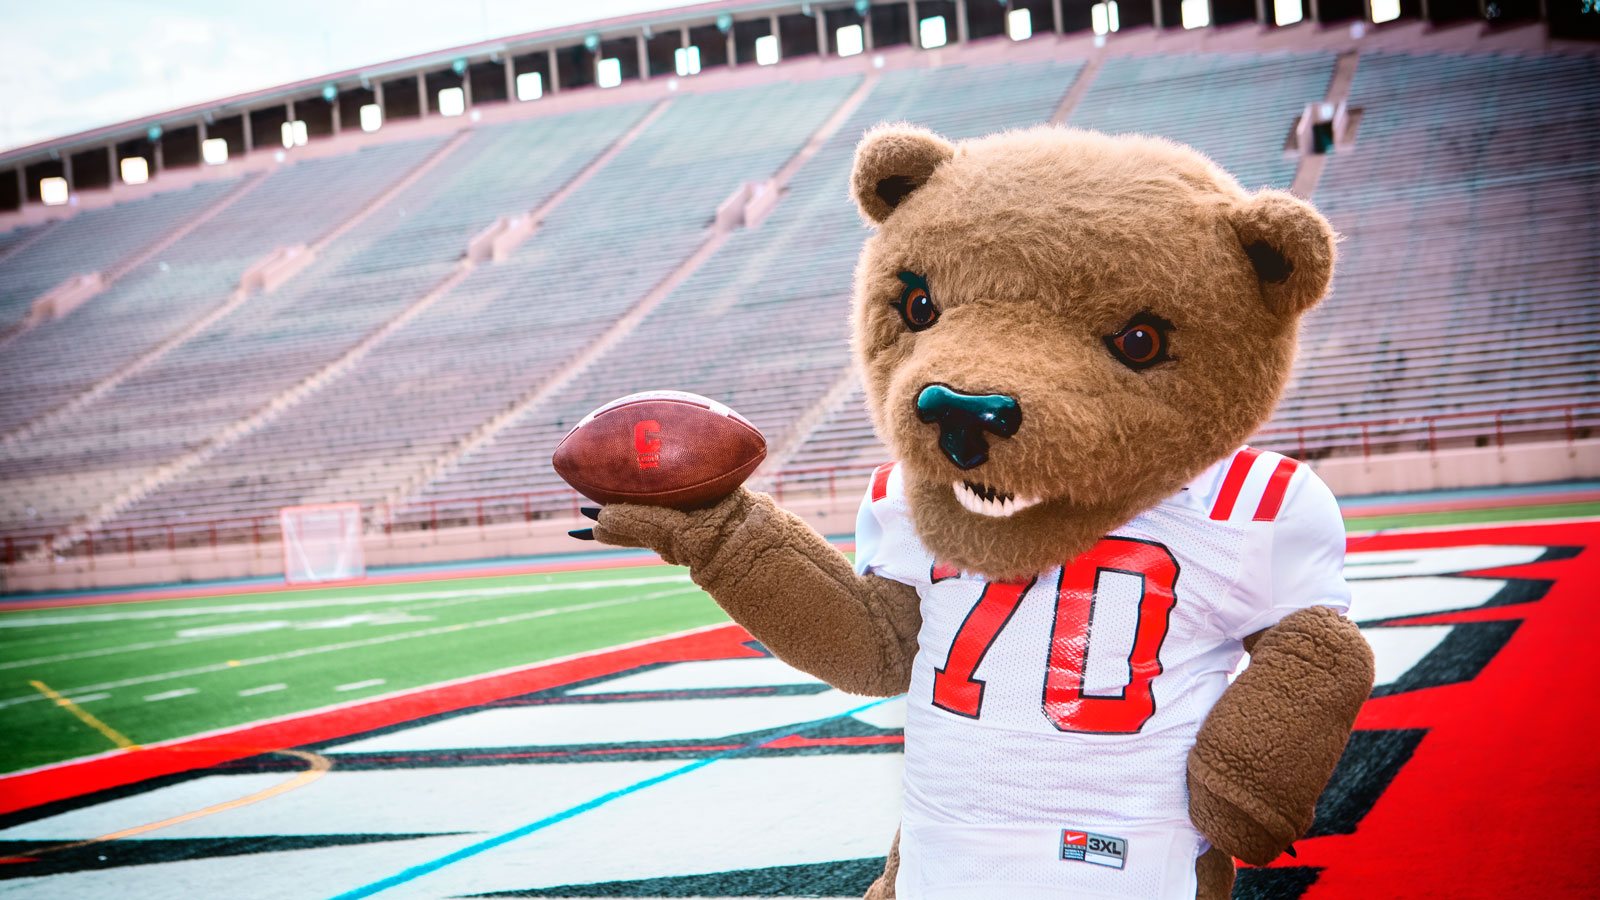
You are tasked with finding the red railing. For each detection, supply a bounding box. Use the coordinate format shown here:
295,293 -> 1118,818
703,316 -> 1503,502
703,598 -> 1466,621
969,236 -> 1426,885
4,402 -> 1594,566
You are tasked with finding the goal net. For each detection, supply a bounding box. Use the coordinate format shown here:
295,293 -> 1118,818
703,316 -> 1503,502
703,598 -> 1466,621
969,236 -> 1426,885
280,503 -> 365,584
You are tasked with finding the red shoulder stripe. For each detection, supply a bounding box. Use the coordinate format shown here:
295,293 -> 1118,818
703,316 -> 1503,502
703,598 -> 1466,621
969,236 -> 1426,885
870,462 -> 895,502
1253,457 -> 1300,522
1209,447 -> 1263,521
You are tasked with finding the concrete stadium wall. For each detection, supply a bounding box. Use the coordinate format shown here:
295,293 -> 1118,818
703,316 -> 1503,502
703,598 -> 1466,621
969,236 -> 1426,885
4,438 -> 1595,595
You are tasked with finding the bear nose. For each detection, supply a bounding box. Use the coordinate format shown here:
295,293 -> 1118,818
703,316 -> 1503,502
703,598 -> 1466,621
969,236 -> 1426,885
915,384 -> 1022,471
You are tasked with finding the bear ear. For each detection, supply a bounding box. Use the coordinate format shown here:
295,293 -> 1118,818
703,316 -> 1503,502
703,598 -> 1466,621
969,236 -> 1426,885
851,123 -> 956,224
1228,189 -> 1336,319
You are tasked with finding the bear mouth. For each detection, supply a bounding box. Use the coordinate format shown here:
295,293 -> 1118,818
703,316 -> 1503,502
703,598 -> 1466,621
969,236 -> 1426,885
953,481 -> 1043,518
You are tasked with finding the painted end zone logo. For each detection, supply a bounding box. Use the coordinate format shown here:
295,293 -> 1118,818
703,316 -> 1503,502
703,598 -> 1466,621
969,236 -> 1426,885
1060,828 -> 1127,868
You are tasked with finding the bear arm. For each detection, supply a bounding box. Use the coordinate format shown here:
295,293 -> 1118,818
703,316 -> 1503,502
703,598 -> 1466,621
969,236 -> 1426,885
596,488 -> 922,697
1186,605 -> 1374,865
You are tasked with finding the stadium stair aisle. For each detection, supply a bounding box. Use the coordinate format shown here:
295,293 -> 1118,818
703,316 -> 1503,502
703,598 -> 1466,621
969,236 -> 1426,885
405,59 -> 1087,521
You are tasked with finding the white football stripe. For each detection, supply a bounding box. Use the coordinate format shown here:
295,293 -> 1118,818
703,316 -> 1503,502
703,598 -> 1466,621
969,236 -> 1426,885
1343,545 -> 1546,580
1346,576 -> 1506,623
326,689 -> 875,753
566,657 -> 825,694
1362,625 -> 1453,687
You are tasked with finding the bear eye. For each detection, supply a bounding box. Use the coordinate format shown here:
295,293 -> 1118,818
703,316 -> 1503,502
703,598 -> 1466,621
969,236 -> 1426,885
1104,313 -> 1175,371
892,271 -> 940,332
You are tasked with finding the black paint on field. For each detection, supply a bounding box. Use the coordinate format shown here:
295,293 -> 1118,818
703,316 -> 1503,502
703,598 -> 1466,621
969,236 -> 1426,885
0,832 -> 458,879
468,856 -> 888,897
1532,545 -> 1582,563
1369,619 -> 1521,699
1232,866 -> 1321,899
1306,728 -> 1427,837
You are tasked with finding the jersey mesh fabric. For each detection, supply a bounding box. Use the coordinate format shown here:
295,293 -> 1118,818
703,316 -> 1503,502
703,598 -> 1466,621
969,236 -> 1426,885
856,454 -> 1351,898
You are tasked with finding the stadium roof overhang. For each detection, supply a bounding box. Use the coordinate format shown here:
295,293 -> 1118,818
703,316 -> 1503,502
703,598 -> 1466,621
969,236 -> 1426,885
0,0 -> 813,169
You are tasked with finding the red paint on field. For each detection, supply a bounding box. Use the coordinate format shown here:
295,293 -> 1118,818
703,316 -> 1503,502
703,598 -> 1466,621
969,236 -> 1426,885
0,624 -> 759,817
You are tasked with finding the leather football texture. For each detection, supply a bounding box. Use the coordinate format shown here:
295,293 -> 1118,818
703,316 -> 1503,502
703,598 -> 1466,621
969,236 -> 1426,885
552,391 -> 766,509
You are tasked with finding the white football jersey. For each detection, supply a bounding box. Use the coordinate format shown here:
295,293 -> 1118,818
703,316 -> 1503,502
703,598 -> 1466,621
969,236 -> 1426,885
854,448 -> 1352,900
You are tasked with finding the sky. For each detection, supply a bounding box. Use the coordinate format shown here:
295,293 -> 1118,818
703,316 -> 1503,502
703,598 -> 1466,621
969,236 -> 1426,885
0,0 -> 681,153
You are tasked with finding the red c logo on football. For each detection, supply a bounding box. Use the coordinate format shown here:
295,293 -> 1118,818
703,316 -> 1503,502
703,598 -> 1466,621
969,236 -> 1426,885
634,420 -> 661,469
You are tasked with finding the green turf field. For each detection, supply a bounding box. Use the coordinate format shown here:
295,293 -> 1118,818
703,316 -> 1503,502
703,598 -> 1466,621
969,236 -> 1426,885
3,501 -> 1591,777
0,565 -> 726,774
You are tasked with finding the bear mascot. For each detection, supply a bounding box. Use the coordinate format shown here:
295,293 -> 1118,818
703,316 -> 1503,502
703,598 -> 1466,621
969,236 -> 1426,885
584,124 -> 1376,900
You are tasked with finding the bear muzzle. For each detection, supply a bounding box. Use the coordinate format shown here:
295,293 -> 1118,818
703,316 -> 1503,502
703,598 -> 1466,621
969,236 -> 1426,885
914,384 -> 1022,470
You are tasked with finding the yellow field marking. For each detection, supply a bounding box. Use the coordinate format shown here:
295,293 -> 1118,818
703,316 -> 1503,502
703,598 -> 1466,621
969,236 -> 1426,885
29,679 -> 138,750
3,748 -> 332,861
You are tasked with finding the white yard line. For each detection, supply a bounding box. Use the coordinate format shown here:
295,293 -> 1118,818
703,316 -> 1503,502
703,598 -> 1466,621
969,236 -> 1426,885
0,595 -> 653,709
143,688 -> 198,702
66,692 -> 110,703
238,683 -> 287,697
0,574 -> 692,628
334,679 -> 386,692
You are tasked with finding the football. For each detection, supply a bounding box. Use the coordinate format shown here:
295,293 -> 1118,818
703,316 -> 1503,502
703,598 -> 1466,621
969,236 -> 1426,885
552,391 -> 767,509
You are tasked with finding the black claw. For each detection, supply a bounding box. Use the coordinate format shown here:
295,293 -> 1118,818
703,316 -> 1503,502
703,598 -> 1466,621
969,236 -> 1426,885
1283,844 -> 1298,858
580,507 -> 601,521
568,528 -> 595,541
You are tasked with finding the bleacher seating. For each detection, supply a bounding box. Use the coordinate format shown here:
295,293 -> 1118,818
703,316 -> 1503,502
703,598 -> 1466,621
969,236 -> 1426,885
0,180 -> 243,330
0,137 -> 451,540
1257,51 -> 1600,454
406,60 -> 1086,520
0,140 -> 466,437
0,44 -> 1595,558
94,83 -> 861,537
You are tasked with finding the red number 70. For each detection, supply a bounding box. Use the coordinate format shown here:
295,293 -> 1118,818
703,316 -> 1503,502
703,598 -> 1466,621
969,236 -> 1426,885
931,537 -> 1179,734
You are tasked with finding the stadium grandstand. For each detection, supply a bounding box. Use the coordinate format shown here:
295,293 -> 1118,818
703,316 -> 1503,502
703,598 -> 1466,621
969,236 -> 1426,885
0,0 -> 1596,593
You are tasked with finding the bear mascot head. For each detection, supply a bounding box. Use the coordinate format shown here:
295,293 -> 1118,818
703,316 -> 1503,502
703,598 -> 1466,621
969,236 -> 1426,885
590,122 -> 1373,900
850,123 -> 1334,579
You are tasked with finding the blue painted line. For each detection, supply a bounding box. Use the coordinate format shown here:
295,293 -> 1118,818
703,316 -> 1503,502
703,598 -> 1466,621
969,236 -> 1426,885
326,695 -> 898,900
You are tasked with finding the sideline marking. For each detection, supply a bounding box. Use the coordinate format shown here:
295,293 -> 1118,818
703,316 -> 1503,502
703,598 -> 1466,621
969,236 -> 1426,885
327,696 -> 896,900
0,748 -> 331,864
29,680 -> 138,751
335,679 -> 385,693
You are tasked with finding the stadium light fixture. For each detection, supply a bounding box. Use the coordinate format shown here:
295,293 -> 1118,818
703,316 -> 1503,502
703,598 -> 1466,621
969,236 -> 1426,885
120,156 -> 150,185
201,138 -> 229,165
1370,0 -> 1401,21
836,24 -> 864,56
1091,1 -> 1121,34
919,16 -> 948,48
1275,0 -> 1304,23
360,103 -> 383,131
40,176 -> 68,206
675,46 -> 701,76
516,72 -> 544,100
597,57 -> 623,88
755,34 -> 779,65
1181,0 -> 1211,28
438,86 -> 466,116
1008,8 -> 1033,39
281,119 -> 309,147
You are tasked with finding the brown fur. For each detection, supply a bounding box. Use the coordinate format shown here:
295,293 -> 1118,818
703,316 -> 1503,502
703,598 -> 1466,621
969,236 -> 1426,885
592,123 -> 1372,899
850,126 -> 1333,579
1189,606 -> 1376,865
